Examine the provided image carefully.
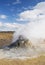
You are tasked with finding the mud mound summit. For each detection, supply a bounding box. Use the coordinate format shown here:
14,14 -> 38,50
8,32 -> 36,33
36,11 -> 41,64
8,35 -> 32,48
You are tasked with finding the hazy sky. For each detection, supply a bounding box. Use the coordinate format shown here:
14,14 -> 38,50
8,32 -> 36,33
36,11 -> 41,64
0,0 -> 45,31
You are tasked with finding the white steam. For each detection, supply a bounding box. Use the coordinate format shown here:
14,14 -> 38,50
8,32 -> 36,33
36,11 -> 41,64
13,2 -> 45,44
0,2 -> 45,59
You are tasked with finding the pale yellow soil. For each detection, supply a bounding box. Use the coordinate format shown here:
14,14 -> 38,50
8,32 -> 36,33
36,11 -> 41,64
0,56 -> 45,65
0,31 -> 14,47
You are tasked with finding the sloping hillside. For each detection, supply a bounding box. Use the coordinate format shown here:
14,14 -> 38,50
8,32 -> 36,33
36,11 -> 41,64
0,31 -> 14,47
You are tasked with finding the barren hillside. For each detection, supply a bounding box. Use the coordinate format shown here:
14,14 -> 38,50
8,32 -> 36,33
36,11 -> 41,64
0,31 -> 14,47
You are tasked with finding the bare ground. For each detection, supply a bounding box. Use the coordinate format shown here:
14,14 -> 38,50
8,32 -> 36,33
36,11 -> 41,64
0,31 -> 14,47
0,56 -> 45,65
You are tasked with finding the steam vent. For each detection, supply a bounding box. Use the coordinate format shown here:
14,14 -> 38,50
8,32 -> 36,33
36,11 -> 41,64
8,35 -> 32,48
